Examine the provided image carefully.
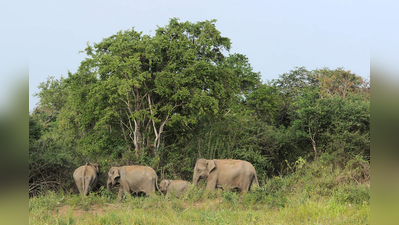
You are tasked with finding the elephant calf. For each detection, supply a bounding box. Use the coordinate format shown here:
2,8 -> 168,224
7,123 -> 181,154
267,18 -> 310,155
73,163 -> 100,196
159,180 -> 189,197
107,165 -> 160,202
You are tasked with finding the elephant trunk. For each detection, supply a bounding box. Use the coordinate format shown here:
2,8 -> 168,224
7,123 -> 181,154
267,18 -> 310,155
193,170 -> 199,187
107,180 -> 112,192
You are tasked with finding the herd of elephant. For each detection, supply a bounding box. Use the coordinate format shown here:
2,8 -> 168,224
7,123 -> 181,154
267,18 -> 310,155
73,158 -> 259,202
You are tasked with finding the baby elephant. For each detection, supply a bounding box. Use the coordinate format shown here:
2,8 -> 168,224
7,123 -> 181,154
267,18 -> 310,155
159,180 -> 189,197
73,163 -> 100,196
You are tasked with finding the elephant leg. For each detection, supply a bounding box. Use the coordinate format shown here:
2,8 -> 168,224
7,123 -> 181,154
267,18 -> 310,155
205,177 -> 217,191
87,177 -> 97,193
83,177 -> 91,196
165,190 -> 171,198
117,186 -> 124,203
240,177 -> 252,192
119,181 -> 131,200
142,179 -> 156,196
166,187 -> 175,197
75,179 -> 83,195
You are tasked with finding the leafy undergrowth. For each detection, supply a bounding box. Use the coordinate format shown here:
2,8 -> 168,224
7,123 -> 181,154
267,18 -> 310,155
29,156 -> 370,224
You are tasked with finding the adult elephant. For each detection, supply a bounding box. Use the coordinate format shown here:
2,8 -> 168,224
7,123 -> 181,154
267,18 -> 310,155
193,158 -> 259,192
73,163 -> 100,196
107,165 -> 160,202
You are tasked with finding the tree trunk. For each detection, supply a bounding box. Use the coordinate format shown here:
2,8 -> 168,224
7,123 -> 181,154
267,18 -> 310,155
311,139 -> 318,162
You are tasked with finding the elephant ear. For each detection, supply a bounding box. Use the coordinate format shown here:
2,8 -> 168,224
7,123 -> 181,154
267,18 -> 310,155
207,160 -> 216,173
167,180 -> 172,187
92,163 -> 100,173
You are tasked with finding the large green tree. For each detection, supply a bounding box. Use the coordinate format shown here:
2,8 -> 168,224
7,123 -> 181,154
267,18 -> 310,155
58,19 -> 239,158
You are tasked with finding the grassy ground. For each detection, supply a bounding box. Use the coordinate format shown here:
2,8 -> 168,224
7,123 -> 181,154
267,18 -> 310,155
29,192 -> 369,224
29,157 -> 370,224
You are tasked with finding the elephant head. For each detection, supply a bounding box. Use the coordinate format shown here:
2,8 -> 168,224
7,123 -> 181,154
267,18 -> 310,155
159,180 -> 171,192
90,163 -> 100,174
193,159 -> 216,187
107,167 -> 120,191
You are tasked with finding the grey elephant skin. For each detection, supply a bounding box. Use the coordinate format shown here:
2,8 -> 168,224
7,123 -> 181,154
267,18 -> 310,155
193,159 -> 259,192
73,163 -> 100,196
107,165 -> 160,202
159,180 -> 189,197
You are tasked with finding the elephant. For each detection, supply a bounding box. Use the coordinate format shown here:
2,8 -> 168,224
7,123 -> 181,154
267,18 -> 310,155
107,165 -> 160,202
193,158 -> 259,192
159,180 -> 189,197
73,163 -> 100,196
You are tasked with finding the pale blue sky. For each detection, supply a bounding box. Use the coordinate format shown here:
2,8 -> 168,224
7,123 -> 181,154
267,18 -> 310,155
27,0 -> 370,111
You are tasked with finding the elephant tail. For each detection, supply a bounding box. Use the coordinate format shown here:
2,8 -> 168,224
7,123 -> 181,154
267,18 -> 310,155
253,172 -> 259,188
155,174 -> 162,195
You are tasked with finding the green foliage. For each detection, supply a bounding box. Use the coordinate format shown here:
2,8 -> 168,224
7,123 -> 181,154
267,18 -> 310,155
29,109 -> 79,196
99,186 -> 113,201
34,76 -> 68,112
219,53 -> 261,93
29,115 -> 42,149
239,185 -> 288,209
260,177 -> 289,207
315,67 -> 370,99
260,67 -> 370,172
272,66 -> 316,127
184,185 -> 205,203
334,185 -> 370,205
291,86 -> 370,161
246,83 -> 279,123
222,191 -> 239,205
285,153 -> 370,207
29,191 -> 60,212
167,113 -> 275,179
39,18 -> 247,164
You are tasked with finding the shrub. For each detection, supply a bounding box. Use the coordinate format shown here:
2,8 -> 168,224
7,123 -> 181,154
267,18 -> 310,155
223,191 -> 239,205
334,185 -> 370,205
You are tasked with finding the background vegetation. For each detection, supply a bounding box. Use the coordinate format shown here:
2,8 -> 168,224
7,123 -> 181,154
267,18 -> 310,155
29,19 -> 370,223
